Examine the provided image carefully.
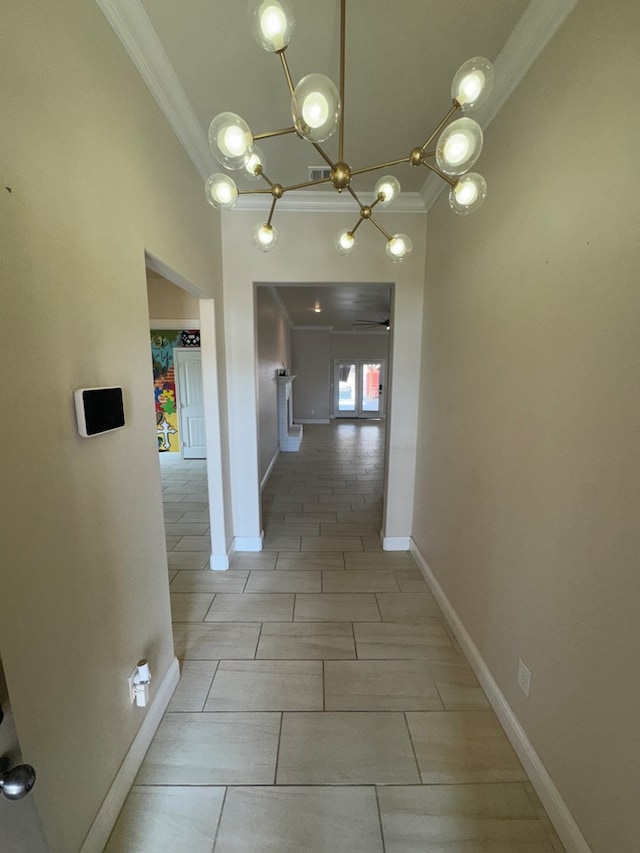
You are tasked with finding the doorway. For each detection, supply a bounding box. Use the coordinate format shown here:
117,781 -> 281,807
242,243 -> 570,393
334,359 -> 385,418
146,255 -> 229,568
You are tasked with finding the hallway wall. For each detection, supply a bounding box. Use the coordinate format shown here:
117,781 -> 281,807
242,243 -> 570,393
412,1 -> 640,850
256,287 -> 292,483
1,0 -> 223,850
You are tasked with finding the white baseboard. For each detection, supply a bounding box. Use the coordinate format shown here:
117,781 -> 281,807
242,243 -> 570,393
296,418 -> 330,424
210,553 -> 229,571
210,539 -> 237,570
261,450 -> 280,491
233,535 -> 264,552
383,536 -> 411,551
79,657 -> 180,853
409,540 -> 591,853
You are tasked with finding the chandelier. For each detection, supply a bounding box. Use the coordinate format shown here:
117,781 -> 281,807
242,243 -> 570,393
204,0 -> 494,262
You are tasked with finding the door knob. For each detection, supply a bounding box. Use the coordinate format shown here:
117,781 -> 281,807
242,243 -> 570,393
0,756 -> 36,800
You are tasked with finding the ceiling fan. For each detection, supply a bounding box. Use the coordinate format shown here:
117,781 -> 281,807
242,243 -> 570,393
352,317 -> 390,330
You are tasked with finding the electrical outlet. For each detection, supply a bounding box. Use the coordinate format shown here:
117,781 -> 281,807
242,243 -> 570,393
517,659 -> 532,697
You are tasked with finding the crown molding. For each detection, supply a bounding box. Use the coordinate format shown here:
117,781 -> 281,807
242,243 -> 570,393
419,0 -> 580,210
236,190 -> 426,214
95,0 -> 215,179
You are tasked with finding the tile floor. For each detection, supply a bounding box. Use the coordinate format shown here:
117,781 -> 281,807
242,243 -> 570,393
106,421 -> 564,852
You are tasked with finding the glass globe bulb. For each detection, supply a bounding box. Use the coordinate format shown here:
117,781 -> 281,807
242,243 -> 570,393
385,234 -> 412,264
436,117 -> 483,176
249,0 -> 294,52
292,74 -> 341,143
252,222 -> 278,252
374,175 -> 401,207
448,173 -> 487,215
334,228 -> 356,255
243,145 -> 265,181
451,57 -> 494,111
208,112 -> 254,170
204,174 -> 239,210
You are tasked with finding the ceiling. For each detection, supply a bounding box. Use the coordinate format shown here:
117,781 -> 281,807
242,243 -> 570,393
269,283 -> 392,331
137,0 -> 530,194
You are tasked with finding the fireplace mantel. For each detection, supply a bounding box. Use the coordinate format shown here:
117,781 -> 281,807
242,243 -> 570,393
276,375 -> 303,451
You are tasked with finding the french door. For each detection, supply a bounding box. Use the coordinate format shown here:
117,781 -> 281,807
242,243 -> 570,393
334,360 -> 385,419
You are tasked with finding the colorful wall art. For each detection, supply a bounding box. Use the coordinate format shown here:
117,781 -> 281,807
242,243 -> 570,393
150,329 -> 201,453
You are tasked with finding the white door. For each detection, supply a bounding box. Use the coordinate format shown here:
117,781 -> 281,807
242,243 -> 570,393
334,360 -> 385,418
174,349 -> 207,459
0,700 -> 49,852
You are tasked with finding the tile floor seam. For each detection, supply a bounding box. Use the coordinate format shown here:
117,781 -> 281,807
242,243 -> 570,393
253,623 -> 264,660
351,621 -> 359,659
403,710 -> 423,784
210,785 -> 228,852
374,592 -> 384,621
202,593 -> 217,622
431,677 -> 447,712
273,712 -> 284,785
374,785 -> 388,853
201,661 -> 221,709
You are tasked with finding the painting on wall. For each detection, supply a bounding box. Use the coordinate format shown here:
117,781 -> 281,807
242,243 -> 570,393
150,329 -> 200,452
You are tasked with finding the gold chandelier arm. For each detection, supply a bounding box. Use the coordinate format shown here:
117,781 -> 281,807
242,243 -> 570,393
422,159 -> 456,187
369,215 -> 392,241
421,101 -> 461,151
346,184 -> 363,207
351,216 -> 365,235
237,188 -> 275,195
312,143 -> 337,170
266,196 -> 278,227
422,149 -> 436,159
254,126 -> 298,141
279,50 -> 295,97
283,176 -> 334,192
256,168 -> 275,188
350,156 -> 410,177
338,0 -> 346,163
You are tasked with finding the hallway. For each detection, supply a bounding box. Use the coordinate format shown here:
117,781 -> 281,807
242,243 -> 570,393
106,422 -> 563,851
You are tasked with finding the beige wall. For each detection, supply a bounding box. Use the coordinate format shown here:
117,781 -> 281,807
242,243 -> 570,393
256,287 -> 291,482
1,1 -> 222,850
412,1 -> 640,850
291,329 -> 332,421
147,275 -> 201,321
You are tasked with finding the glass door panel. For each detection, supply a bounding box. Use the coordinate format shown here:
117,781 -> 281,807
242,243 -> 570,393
337,362 -> 356,413
361,363 -> 381,413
